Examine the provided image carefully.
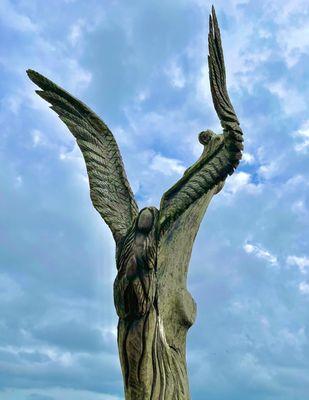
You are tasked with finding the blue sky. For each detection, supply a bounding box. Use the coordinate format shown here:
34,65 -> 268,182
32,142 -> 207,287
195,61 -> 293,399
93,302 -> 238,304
0,0 -> 309,399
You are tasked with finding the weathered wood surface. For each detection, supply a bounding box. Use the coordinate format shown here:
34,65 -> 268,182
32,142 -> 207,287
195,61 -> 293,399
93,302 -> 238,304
27,6 -> 243,400
114,190 -> 218,399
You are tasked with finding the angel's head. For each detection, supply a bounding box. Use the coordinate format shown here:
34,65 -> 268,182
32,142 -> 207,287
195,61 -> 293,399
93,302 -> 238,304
137,207 -> 159,234
137,208 -> 154,233
135,207 -> 159,271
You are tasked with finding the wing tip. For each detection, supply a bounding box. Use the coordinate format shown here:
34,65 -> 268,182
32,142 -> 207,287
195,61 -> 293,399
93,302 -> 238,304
209,5 -> 216,25
26,68 -> 35,82
26,68 -> 39,80
211,5 -> 217,20
26,69 -> 47,89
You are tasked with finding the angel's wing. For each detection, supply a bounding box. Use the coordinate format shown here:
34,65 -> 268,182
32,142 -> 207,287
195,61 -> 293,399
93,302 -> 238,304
27,70 -> 138,244
159,6 -> 243,232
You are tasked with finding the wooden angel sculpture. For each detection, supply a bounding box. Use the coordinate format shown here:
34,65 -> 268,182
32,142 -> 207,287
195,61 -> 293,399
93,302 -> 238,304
27,7 -> 243,400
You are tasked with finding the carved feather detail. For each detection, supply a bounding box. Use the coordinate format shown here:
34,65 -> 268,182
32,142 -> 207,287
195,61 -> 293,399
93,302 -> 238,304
27,69 -> 138,244
159,6 -> 244,232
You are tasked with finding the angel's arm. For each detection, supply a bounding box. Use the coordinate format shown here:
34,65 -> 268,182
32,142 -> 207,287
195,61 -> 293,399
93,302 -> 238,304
27,70 -> 138,244
159,6 -> 243,231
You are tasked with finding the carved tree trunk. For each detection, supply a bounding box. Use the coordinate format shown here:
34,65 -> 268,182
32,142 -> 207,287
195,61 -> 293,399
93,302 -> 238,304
115,189 -> 216,399
26,7 -> 242,400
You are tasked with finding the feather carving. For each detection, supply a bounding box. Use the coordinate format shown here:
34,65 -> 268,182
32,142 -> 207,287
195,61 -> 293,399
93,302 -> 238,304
159,6 -> 244,232
27,69 -> 138,244
27,6 -> 243,246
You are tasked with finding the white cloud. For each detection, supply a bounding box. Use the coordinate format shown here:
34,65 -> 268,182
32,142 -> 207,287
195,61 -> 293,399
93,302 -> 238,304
135,89 -> 150,103
279,24 -> 309,68
238,352 -> 273,387
14,175 -> 23,189
268,80 -> 306,115
0,388 -> 121,400
6,93 -> 23,114
291,200 -> 308,217
229,171 -> 251,192
258,160 -> 280,180
65,59 -> 92,91
279,327 -> 306,348
195,63 -> 212,105
31,129 -> 43,147
287,255 -> 309,274
274,6 -> 309,67
69,19 -> 86,47
59,143 -> 89,185
299,281 -> 309,295
286,174 -> 308,188
1,344 -> 74,367
99,325 -> 118,339
0,0 -> 38,33
123,106 -> 202,155
59,143 -> 82,162
165,60 -> 186,89
242,152 -> 255,165
293,120 -> 309,152
150,153 -> 185,176
268,0 -> 308,24
223,171 -> 261,195
259,0 -> 309,68
244,242 -> 278,265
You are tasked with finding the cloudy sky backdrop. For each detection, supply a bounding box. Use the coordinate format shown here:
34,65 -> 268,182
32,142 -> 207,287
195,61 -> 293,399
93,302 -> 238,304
1,0 -> 309,399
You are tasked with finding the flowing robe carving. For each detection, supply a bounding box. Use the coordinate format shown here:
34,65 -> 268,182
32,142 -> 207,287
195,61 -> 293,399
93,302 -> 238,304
27,7 -> 244,399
